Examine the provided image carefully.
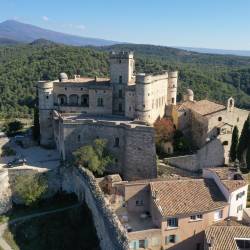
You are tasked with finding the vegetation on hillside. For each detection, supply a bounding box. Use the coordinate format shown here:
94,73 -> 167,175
0,43 -> 250,119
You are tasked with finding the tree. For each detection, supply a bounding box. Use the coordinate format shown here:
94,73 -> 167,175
237,115 -> 250,163
173,130 -> 190,153
14,173 -> 48,206
3,120 -> 23,136
154,118 -> 175,145
73,139 -> 114,175
230,126 -> 239,162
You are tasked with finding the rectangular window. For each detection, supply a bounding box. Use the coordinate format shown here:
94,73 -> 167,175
214,210 -> 223,221
139,240 -> 145,248
119,89 -> 123,98
119,75 -> 122,84
97,97 -> 104,107
167,218 -> 178,228
237,204 -> 243,213
165,235 -> 177,244
135,200 -> 143,206
190,214 -> 203,221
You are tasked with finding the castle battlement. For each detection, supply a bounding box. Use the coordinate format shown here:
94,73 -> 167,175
109,51 -> 134,59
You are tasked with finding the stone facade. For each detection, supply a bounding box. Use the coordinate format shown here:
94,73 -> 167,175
176,91 -> 249,165
53,111 -> 157,180
38,51 -> 177,180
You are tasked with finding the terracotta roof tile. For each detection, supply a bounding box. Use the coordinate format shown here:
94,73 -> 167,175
179,100 -> 226,116
205,222 -> 250,250
150,179 -> 228,217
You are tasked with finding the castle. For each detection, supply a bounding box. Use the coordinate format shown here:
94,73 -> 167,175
38,51 -> 178,180
38,51 -> 249,179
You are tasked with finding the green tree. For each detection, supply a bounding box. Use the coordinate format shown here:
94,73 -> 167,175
237,115 -> 250,162
230,126 -> 239,162
73,138 -> 114,175
14,174 -> 48,206
4,120 -> 23,136
173,130 -> 190,153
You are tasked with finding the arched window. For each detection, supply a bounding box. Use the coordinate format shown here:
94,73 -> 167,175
69,94 -> 79,106
81,94 -> 89,107
218,117 -> 222,121
58,94 -> 67,105
222,141 -> 228,146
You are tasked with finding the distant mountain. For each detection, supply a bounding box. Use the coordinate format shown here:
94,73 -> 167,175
0,37 -> 21,45
0,20 -> 118,46
178,46 -> 250,57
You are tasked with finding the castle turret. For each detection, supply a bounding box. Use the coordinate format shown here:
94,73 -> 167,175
135,73 -> 152,123
167,71 -> 178,105
37,80 -> 55,147
184,88 -> 194,102
110,51 -> 135,115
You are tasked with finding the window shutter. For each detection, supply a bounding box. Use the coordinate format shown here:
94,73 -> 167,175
165,236 -> 169,245
175,235 -> 179,242
136,240 -> 139,249
145,239 -> 148,248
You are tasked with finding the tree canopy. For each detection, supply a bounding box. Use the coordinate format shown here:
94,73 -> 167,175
73,138 -> 114,175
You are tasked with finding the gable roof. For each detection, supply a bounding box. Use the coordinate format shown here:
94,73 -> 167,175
205,167 -> 248,192
205,221 -> 250,250
178,100 -> 226,116
150,179 -> 228,217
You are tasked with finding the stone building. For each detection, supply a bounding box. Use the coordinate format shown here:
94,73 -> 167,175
170,90 -> 249,168
104,167 -> 248,250
38,51 -> 178,180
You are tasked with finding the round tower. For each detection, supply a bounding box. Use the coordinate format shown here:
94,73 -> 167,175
37,80 -> 55,147
135,73 -> 152,123
167,71 -> 178,105
184,88 -> 194,102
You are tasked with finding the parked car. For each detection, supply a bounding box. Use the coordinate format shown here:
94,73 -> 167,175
5,158 -> 27,168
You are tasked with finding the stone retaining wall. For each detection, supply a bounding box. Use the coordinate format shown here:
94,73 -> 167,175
61,166 -> 129,250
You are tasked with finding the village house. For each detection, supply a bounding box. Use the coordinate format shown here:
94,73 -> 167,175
101,166 -> 249,250
204,219 -> 250,250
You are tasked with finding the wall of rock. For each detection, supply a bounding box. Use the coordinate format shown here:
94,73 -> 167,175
61,166 -> 129,250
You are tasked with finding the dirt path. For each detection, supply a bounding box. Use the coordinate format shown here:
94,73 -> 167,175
0,203 -> 80,250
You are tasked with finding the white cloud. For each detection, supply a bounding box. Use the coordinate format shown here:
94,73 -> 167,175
42,16 -> 49,21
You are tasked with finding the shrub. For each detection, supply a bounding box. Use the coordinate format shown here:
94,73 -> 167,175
14,174 -> 48,206
73,138 -> 114,176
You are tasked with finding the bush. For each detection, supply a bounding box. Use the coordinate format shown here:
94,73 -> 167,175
3,120 -> 23,136
73,139 -> 114,176
1,145 -> 16,157
14,174 -> 48,206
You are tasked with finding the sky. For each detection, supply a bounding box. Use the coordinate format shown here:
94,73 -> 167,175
1,0 -> 250,50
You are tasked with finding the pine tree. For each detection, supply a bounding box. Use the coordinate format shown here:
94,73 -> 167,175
237,115 -> 250,163
230,126 -> 239,162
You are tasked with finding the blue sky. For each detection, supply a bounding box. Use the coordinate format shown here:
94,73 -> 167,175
1,0 -> 250,50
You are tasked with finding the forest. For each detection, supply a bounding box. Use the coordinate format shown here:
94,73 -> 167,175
0,42 -> 250,118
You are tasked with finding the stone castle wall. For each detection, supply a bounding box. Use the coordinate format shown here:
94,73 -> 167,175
56,118 -> 157,180
61,166 -> 129,250
0,167 -> 61,214
164,139 -> 224,172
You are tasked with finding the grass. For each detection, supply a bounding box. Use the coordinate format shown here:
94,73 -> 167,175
0,192 -> 78,224
3,203 -> 100,250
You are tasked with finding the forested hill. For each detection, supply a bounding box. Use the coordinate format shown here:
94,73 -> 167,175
0,43 -> 250,118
